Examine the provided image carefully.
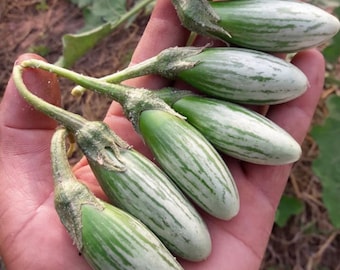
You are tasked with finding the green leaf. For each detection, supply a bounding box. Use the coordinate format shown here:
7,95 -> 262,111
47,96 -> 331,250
35,0 -> 49,11
323,6 -> 340,64
55,0 -> 126,67
311,95 -> 340,228
71,0 -> 126,30
55,0 -> 154,68
90,0 -> 126,22
70,0 -> 92,9
275,195 -> 304,228
55,22 -> 113,68
28,45 -> 50,57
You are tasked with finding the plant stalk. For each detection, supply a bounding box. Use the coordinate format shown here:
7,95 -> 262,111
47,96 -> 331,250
18,59 -> 182,130
110,0 -> 155,30
20,59 -> 130,104
51,128 -> 103,251
12,64 -> 86,131
14,62 -> 129,171
71,46 -> 203,96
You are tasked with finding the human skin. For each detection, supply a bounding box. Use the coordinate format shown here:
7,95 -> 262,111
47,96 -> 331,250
0,0 -> 325,269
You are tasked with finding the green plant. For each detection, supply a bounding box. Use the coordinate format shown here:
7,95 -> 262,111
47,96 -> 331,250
56,0 -> 155,68
311,95 -> 340,229
35,0 -> 49,11
275,195 -> 304,228
28,44 -> 50,57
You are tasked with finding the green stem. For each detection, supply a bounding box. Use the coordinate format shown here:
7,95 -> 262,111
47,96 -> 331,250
71,56 -> 159,96
170,0 -> 230,41
71,46 -> 203,96
18,59 -> 198,108
153,87 -> 196,105
14,61 -> 129,171
51,128 -> 102,251
19,59 -> 184,130
51,128 -> 76,185
12,64 -> 86,131
20,59 -> 130,104
110,0 -> 155,30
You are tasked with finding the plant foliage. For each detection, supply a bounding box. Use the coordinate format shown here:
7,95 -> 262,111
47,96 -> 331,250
55,0 -> 154,68
70,0 -> 126,31
275,195 -> 304,228
311,95 -> 340,228
323,6 -> 340,63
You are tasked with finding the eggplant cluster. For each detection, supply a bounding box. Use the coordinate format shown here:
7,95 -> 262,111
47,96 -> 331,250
14,1 -> 340,269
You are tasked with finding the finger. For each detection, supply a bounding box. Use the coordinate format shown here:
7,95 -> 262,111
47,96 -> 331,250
0,53 -> 61,202
0,54 -> 68,266
242,49 -> 325,205
1,53 -> 61,130
0,53 -> 61,208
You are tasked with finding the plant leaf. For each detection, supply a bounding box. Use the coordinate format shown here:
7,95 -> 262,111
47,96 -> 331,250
55,0 -> 126,67
311,94 -> 340,228
71,0 -> 126,30
55,0 -> 154,68
275,195 -> 304,228
70,0 -> 92,9
323,6 -> 340,64
55,22 -> 113,68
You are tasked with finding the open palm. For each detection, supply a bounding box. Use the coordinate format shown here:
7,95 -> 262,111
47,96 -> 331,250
0,1 -> 325,269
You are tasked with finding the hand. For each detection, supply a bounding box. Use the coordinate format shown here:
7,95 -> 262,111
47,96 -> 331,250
0,0 -> 325,269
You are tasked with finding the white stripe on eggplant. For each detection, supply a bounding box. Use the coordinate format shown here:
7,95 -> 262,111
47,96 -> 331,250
51,129 -> 183,270
173,96 -> 301,165
177,47 -> 308,104
82,203 -> 183,270
210,0 -> 340,52
87,148 -> 211,261
139,110 -> 240,220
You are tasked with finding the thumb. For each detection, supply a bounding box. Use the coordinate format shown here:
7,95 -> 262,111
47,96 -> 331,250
1,53 -> 61,129
0,53 -> 61,249
0,54 -> 92,270
0,53 -> 61,202
0,53 -> 60,193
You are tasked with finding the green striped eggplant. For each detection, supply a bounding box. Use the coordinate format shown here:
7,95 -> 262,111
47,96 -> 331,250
176,47 -> 308,104
51,128 -> 183,270
139,109 -> 240,220
75,121 -> 211,261
81,203 -> 184,270
209,0 -> 340,52
171,95 -> 301,165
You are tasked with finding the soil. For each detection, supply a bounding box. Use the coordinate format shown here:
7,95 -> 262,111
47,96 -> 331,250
0,1 -> 339,269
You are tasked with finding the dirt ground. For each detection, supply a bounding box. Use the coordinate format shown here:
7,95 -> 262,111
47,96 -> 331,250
0,0 -> 339,269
